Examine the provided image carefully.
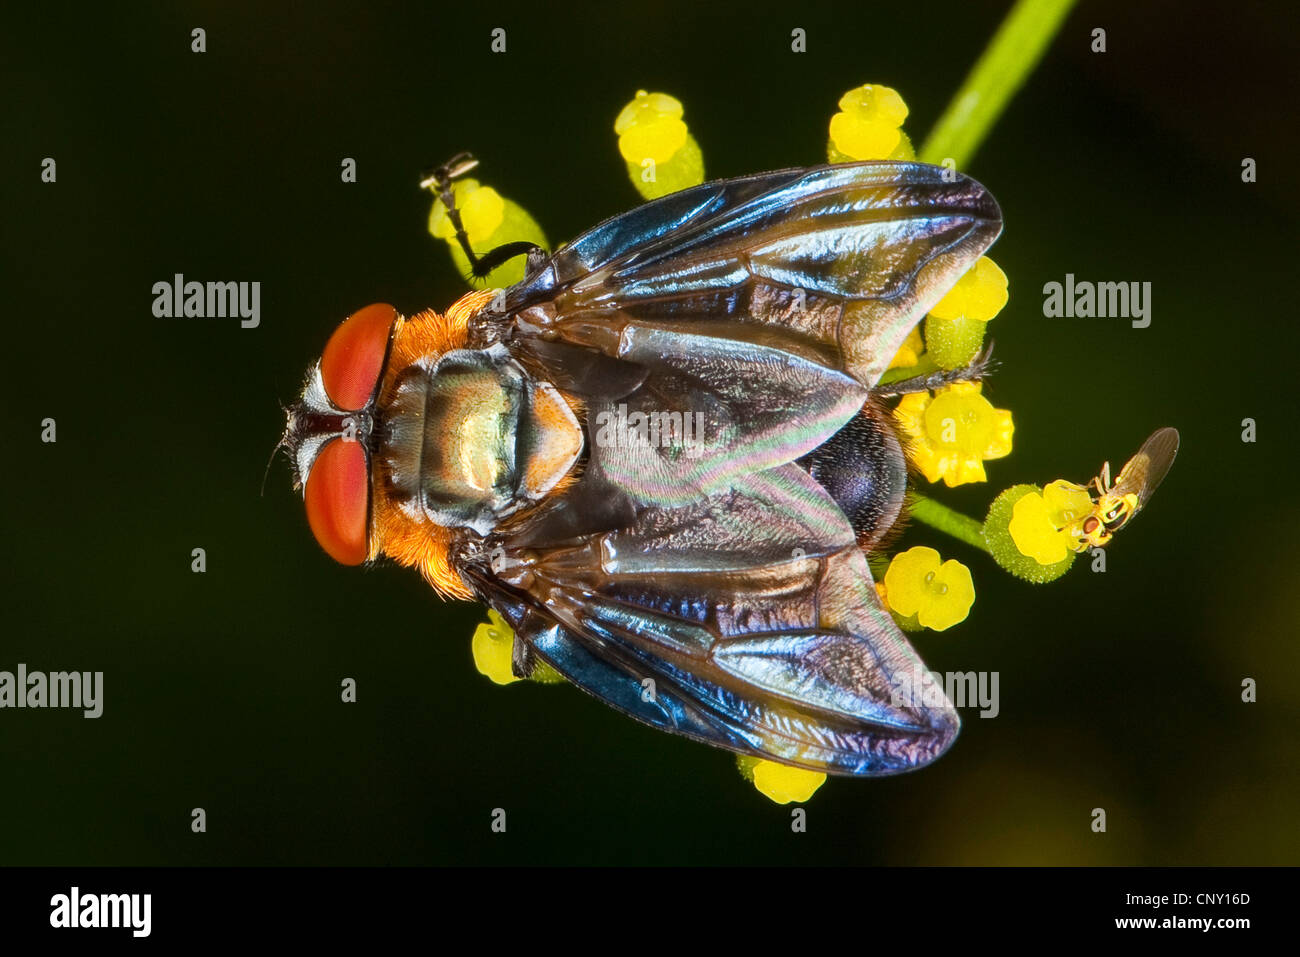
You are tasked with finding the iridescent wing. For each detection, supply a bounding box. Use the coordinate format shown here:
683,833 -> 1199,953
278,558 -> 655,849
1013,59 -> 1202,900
499,161 -> 1002,389
459,463 -> 959,777
494,162 -> 1001,501
1114,426 -> 1180,505
453,162 -> 998,774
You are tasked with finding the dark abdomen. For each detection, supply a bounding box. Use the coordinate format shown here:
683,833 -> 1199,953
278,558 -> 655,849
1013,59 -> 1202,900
799,400 -> 907,552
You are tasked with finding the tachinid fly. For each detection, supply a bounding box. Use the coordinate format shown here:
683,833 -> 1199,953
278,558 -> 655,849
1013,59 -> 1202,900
282,158 -> 1007,776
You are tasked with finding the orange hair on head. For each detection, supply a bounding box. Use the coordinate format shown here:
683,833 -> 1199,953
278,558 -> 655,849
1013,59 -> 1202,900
369,496 -> 473,600
382,287 -> 498,393
367,289 -> 498,601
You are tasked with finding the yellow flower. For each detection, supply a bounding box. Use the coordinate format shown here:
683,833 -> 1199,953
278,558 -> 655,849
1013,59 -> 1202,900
928,256 -> 1009,322
470,609 -> 565,686
471,609 -> 520,685
1008,493 -> 1060,565
894,382 -> 1014,487
1007,480 -> 1094,565
888,327 -> 925,369
875,580 -> 922,632
827,84 -> 913,161
882,546 -> 975,631
615,90 -> 688,163
1044,479 -> 1094,535
615,90 -> 704,199
737,757 -> 826,804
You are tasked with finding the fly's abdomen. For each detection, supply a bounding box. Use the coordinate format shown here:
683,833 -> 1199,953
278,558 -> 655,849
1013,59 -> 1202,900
800,401 -> 907,551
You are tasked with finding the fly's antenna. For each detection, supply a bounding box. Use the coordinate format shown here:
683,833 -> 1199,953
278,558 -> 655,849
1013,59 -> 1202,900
263,398 -> 292,497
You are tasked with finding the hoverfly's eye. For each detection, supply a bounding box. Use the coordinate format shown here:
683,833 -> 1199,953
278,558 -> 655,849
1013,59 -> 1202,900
320,303 -> 398,410
304,437 -> 370,565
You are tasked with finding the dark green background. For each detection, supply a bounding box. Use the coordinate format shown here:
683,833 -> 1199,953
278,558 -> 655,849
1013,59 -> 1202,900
4,0 -> 1296,865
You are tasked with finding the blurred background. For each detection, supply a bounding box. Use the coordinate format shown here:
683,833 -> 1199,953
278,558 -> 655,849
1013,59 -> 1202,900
3,0 -> 1296,865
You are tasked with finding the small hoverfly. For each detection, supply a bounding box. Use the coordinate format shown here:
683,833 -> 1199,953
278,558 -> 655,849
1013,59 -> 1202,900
283,156 -> 1008,776
1067,427 -> 1180,551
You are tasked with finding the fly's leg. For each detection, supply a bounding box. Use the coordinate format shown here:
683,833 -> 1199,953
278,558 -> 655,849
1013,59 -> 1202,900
873,341 -> 997,398
1090,462 -> 1113,496
420,153 -> 548,280
511,634 -> 538,680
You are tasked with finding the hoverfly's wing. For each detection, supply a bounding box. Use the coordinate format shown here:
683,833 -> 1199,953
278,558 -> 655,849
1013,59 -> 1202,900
460,464 -> 960,776
1119,427 -> 1180,505
499,162 -> 1000,500
504,162 -> 1002,390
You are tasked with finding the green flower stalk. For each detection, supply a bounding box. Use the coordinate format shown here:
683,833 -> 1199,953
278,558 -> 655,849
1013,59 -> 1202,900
910,494 -> 991,554
920,0 -> 1078,169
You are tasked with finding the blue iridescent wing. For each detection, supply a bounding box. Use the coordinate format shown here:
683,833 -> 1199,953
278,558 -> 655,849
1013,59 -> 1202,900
455,162 -> 996,774
500,161 -> 1001,389
460,464 -> 960,776
497,161 -> 1000,502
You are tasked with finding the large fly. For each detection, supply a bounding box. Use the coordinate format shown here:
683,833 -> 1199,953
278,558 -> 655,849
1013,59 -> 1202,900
283,155 -> 1010,776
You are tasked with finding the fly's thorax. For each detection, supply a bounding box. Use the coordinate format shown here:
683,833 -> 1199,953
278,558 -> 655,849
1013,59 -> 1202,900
376,344 -> 583,535
1087,490 -> 1139,543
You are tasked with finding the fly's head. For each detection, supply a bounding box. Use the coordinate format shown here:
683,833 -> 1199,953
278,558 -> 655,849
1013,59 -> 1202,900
283,291 -> 584,598
1076,491 -> 1140,549
281,303 -> 399,566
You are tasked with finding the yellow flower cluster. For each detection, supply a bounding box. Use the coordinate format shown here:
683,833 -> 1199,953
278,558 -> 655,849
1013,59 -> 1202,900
428,178 -> 503,244
924,255 -> 1010,370
615,91 -> 688,164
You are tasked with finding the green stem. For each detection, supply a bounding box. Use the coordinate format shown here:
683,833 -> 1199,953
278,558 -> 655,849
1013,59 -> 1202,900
909,494 -> 990,554
919,0 -> 1077,168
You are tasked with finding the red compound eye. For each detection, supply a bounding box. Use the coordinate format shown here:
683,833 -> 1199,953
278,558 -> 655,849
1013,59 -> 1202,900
320,303 -> 397,410
304,437 -> 370,565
